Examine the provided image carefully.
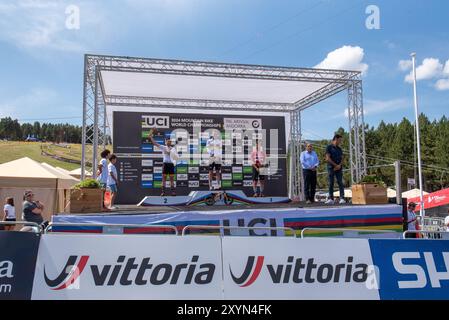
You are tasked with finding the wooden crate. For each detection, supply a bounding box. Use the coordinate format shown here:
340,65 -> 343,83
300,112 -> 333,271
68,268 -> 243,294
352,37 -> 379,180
351,184 -> 388,205
68,188 -> 103,213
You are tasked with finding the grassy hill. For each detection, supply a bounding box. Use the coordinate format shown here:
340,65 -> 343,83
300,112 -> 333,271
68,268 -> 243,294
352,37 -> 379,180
0,141 -> 84,171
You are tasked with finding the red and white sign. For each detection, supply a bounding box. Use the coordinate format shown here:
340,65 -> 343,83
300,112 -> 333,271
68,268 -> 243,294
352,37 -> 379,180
408,188 -> 449,211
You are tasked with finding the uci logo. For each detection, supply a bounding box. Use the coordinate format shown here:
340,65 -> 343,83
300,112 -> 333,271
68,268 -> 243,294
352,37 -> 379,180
222,218 -> 278,236
142,116 -> 169,128
392,251 -> 449,289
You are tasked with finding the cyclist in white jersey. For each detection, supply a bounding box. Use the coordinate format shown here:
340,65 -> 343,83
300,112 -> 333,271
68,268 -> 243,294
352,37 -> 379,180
149,133 -> 178,196
206,132 -> 222,190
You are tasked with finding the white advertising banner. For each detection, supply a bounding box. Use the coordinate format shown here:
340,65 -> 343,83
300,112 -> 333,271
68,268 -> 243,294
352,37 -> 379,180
32,235 -> 223,300
222,237 -> 380,300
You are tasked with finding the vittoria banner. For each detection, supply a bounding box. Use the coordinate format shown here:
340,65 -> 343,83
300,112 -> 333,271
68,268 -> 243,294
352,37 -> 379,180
24,234 -> 449,300
31,235 -> 223,300
0,231 -> 40,300
222,237 -> 380,300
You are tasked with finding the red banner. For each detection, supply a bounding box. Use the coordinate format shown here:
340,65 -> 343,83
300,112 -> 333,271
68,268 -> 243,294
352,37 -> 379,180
408,188 -> 449,211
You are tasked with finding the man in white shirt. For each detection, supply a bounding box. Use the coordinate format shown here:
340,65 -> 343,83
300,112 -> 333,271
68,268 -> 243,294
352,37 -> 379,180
150,134 -> 177,196
405,202 -> 418,238
300,143 -> 320,204
206,133 -> 222,190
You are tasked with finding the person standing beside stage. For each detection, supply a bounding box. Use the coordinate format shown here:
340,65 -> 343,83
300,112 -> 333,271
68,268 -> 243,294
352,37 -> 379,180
444,208 -> 449,232
300,143 -> 319,204
251,141 -> 267,197
325,134 -> 346,205
97,149 -> 111,210
405,202 -> 418,238
206,132 -> 223,190
149,135 -> 178,196
107,154 -> 119,209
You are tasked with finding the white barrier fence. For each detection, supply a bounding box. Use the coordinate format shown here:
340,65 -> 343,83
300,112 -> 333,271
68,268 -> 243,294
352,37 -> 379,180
30,234 -> 449,300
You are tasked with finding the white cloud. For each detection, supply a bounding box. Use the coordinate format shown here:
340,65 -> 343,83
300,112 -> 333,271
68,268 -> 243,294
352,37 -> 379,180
400,57 -> 449,90
405,58 -> 443,83
398,59 -> 412,71
315,46 -> 369,75
435,79 -> 449,91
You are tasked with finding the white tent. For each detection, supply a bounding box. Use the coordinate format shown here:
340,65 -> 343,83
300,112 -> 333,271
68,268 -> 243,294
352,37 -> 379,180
387,188 -> 397,198
0,157 -> 78,222
402,188 -> 429,199
69,167 -> 92,179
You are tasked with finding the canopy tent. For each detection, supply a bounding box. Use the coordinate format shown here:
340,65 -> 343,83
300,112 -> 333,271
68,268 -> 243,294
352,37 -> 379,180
402,188 -> 429,199
0,157 -> 77,222
55,166 -> 72,175
41,163 -> 79,189
408,187 -> 449,212
69,167 -> 92,179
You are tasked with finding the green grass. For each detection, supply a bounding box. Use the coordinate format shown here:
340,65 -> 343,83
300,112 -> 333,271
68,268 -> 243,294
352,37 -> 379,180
0,141 -> 81,171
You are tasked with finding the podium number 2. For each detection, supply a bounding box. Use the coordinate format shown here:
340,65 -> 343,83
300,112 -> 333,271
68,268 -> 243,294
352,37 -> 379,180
164,198 -> 168,204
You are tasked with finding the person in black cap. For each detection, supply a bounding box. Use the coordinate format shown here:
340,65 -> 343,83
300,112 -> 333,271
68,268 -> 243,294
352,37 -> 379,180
405,202 -> 418,238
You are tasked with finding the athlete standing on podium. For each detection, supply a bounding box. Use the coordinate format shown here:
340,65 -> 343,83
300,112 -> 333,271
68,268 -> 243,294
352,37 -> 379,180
206,132 -> 223,190
149,131 -> 178,196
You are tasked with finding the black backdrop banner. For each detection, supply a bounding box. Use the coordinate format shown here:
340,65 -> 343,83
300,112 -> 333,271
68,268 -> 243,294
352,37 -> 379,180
0,231 -> 40,300
112,112 -> 288,204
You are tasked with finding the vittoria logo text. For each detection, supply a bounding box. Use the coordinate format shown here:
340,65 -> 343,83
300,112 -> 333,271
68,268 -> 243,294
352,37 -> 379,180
230,256 -> 369,287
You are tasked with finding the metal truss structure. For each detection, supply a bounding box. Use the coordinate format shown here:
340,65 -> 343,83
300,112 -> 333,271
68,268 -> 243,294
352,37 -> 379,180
82,54 -> 367,199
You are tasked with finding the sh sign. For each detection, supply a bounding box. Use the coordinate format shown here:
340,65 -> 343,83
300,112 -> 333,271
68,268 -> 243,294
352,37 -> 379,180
369,239 -> 449,300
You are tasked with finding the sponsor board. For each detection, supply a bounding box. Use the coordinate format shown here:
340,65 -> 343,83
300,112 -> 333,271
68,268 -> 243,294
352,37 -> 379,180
222,237 -> 379,300
221,215 -> 284,237
0,231 -> 40,300
224,118 -> 262,130
32,235 -> 223,300
369,239 -> 449,300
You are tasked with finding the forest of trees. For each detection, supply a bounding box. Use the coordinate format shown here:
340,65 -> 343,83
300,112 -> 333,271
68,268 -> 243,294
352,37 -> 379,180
0,114 -> 448,191
0,117 -> 82,143
310,113 -> 449,192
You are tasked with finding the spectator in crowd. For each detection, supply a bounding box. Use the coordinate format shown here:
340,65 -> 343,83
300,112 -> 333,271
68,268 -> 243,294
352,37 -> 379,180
444,208 -> 449,232
22,191 -> 44,225
97,149 -> 111,210
300,143 -> 319,204
107,154 -> 119,209
325,134 -> 345,205
405,202 -> 418,238
3,197 -> 16,231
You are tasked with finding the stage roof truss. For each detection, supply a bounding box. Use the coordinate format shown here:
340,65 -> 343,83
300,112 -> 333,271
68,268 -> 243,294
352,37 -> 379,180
82,54 -> 367,198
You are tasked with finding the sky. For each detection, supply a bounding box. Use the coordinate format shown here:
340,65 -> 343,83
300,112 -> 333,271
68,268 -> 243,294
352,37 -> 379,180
0,0 -> 448,140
